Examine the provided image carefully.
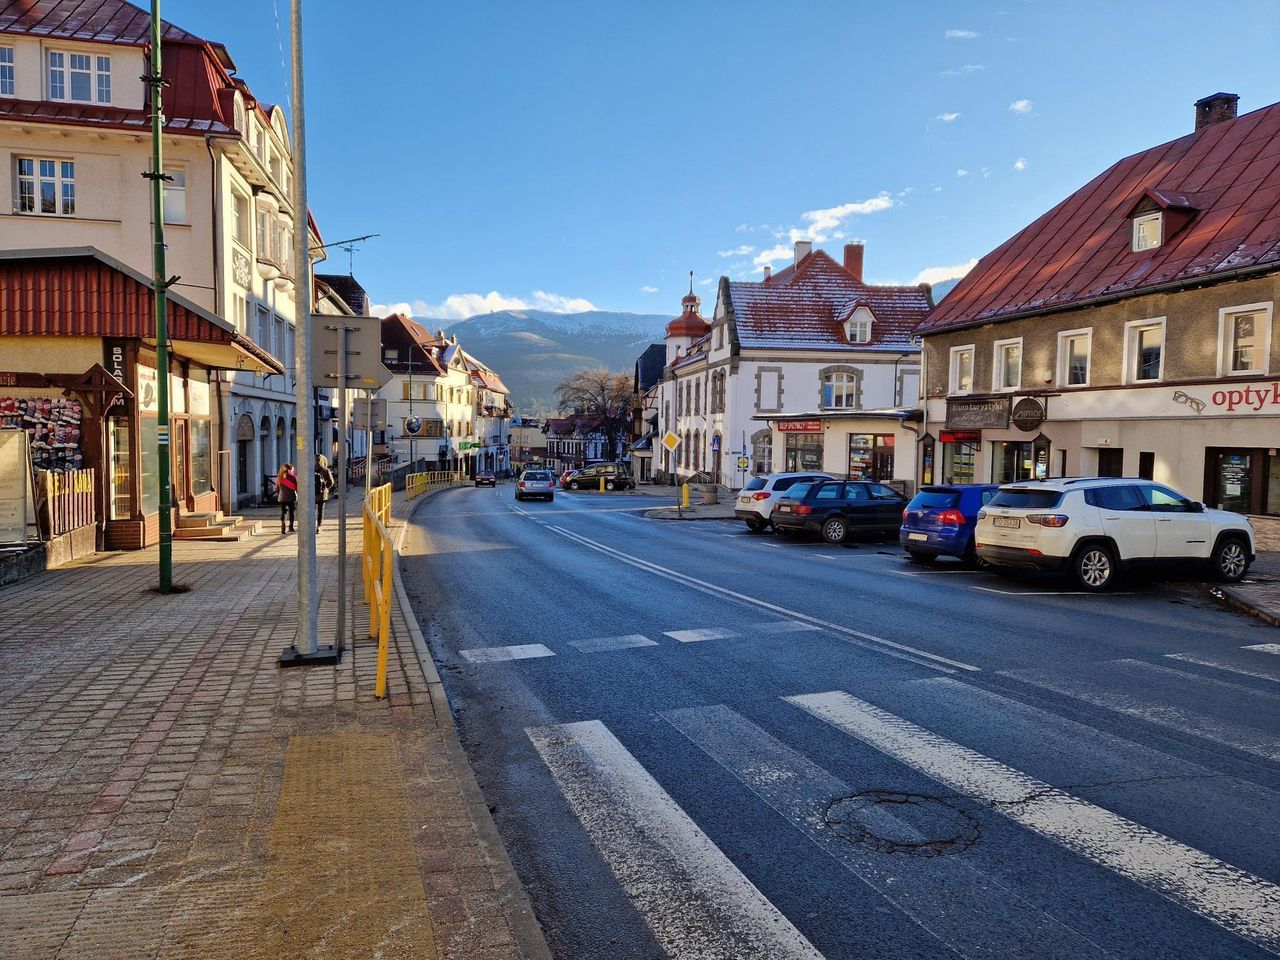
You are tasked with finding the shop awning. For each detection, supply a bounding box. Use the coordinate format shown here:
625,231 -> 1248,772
0,247 -> 284,375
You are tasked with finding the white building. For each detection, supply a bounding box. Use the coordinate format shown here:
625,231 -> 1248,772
656,242 -> 932,490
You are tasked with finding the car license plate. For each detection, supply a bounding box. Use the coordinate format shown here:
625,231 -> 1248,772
738,497 -> 750,504
907,532 -> 929,542
993,517 -> 1021,529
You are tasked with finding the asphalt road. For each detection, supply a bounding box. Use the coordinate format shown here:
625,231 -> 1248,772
400,484 -> 1280,960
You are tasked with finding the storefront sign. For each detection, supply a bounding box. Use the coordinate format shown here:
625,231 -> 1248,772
945,397 -> 1010,430
1011,397 -> 1046,432
0,373 -> 47,388
1202,382 -> 1280,414
137,366 -> 158,414
938,430 -> 981,444
777,420 -> 822,433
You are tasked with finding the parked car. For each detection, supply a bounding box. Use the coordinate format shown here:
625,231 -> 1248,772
975,477 -> 1256,591
474,472 -> 496,487
734,472 -> 834,532
900,484 -> 1000,564
560,469 -> 579,489
515,470 -> 556,502
771,480 -> 908,544
566,462 -> 635,491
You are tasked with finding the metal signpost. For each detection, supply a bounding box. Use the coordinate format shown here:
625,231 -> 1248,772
660,430 -> 682,514
353,395 -> 386,501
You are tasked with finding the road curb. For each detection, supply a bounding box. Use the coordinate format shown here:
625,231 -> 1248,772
643,508 -> 737,522
1212,583 -> 1280,628
393,486 -> 555,960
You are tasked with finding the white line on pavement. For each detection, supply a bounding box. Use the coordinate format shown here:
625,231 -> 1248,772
540,523 -> 979,675
1245,643 -> 1280,656
754,621 -> 823,634
786,690 -> 1280,954
459,643 -> 555,664
1110,657 -> 1280,704
664,627 -> 741,643
1164,653 -> 1280,685
526,720 -> 825,960
569,634 -> 658,653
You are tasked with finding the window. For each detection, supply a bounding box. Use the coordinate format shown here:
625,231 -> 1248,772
0,46 -> 13,97
256,306 -> 271,350
750,429 -> 772,475
1057,329 -> 1091,387
1124,318 -> 1165,383
848,434 -> 894,481
1141,484 -> 1194,512
822,371 -> 860,409
256,210 -> 273,261
17,158 -> 75,215
163,168 -> 187,223
992,338 -> 1022,391
231,294 -> 248,333
232,191 -> 250,245
1219,304 -> 1272,376
848,317 -> 872,343
949,345 -> 974,394
1084,485 -> 1143,510
49,51 -> 110,103
1132,212 -> 1162,252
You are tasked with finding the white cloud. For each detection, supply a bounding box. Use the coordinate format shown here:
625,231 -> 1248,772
789,192 -> 894,243
1013,157 -> 1028,172
371,289 -> 597,320
698,277 -> 715,287
934,186 -> 944,192
912,258 -> 978,285
936,112 -> 961,122
752,244 -> 793,268
940,64 -> 984,78
956,168 -> 970,177
640,285 -> 659,294
1009,98 -> 1033,114
735,223 -> 752,233
945,29 -> 979,39
717,244 -> 755,257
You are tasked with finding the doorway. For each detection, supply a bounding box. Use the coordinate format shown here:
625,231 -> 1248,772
1097,448 -> 1124,477
172,419 -> 189,509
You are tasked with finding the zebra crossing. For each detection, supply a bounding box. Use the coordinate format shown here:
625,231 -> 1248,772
523,660 -> 1280,959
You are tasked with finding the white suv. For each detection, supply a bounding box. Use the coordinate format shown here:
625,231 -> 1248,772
975,478 -> 1255,591
735,472 -> 834,532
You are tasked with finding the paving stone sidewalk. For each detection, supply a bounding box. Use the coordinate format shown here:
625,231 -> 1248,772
1217,550 -> 1280,627
0,489 -> 550,960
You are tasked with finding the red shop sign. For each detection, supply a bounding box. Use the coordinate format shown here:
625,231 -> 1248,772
939,430 -> 981,443
777,419 -> 822,433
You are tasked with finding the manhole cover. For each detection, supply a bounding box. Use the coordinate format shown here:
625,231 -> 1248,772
824,791 -> 980,857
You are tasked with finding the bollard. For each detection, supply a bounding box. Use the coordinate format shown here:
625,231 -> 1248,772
599,476 -> 605,493
681,482 -> 690,509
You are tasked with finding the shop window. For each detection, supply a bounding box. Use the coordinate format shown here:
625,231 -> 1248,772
1124,318 -> 1165,383
919,435 -> 935,486
1219,304 -> 1272,376
750,429 -> 772,475
140,416 -> 159,514
784,433 -> 823,472
949,345 -> 974,395
109,417 -> 131,519
942,442 -> 976,485
992,441 -> 1033,484
848,434 -> 894,481
992,338 -> 1022,392
191,419 -> 211,494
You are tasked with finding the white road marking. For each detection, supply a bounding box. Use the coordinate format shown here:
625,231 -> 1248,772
1245,643 -> 1280,656
664,627 -> 740,643
540,523 -> 978,674
664,704 -> 1110,960
570,634 -> 658,653
459,643 -> 555,664
787,690 -> 1280,954
526,720 -> 824,960
972,586 -> 1126,596
1110,657 -> 1280,704
754,620 -> 823,634
888,569 -> 922,578
1165,653 -> 1280,685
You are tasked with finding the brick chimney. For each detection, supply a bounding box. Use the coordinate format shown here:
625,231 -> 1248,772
763,265 -> 772,281
843,242 -> 864,282
793,240 -> 812,265
1195,92 -> 1238,132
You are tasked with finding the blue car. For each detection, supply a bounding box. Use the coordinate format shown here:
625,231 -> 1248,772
900,484 -> 1000,563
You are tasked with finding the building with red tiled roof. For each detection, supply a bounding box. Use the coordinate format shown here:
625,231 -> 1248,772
918,94 -> 1280,536
654,242 -> 932,492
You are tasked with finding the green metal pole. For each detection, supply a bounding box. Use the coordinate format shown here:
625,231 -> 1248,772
148,0 -> 172,592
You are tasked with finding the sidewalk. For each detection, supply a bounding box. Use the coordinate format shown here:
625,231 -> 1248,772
0,489 -> 550,959
1216,550 -> 1280,627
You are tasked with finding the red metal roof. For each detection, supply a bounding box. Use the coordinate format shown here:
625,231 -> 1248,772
0,0 -> 202,46
920,99 -> 1280,334
727,250 -> 931,350
0,247 -> 282,373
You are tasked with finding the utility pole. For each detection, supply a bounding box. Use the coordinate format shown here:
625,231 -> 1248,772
145,0 -> 173,593
407,350 -> 415,468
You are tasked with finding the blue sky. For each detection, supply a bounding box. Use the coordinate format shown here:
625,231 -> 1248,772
170,0 -> 1279,319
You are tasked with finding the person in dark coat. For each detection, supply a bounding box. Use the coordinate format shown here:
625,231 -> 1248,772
315,454 -> 335,531
276,463 -> 298,533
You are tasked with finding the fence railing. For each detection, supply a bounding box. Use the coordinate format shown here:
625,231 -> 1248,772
362,482 -> 394,699
37,469 -> 95,539
405,471 -> 462,500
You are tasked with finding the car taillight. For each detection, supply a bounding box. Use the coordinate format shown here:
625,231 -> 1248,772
1028,514 -> 1069,527
794,505 -> 813,516
902,508 -> 910,522
751,492 -> 770,501
518,482 -> 526,488
937,509 -> 966,525
977,510 -> 987,521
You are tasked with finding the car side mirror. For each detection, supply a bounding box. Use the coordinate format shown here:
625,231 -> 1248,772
1191,501 -> 1205,513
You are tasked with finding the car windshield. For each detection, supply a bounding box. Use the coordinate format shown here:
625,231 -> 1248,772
743,477 -> 767,492
989,489 -> 1063,509
910,490 -> 960,510
524,472 -> 551,481
782,483 -> 812,499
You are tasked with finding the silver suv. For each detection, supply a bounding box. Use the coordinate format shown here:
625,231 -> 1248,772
975,477 -> 1255,591
735,472 -> 834,532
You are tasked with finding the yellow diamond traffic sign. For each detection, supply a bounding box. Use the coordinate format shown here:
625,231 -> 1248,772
661,430 -> 681,452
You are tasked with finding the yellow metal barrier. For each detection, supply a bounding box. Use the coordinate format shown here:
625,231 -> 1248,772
406,471 -> 461,499
362,482 -> 394,698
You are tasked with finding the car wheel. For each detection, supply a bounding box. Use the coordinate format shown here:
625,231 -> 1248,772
605,481 -> 616,491
906,549 -> 935,565
961,538 -> 980,567
745,517 -> 766,533
1072,543 -> 1116,591
821,516 -> 847,545
570,481 -> 580,491
1211,536 -> 1250,583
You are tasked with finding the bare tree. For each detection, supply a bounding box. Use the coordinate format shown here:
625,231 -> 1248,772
555,369 -> 632,462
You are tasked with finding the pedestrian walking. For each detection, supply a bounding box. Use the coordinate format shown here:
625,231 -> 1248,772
315,453 -> 335,531
276,462 -> 298,534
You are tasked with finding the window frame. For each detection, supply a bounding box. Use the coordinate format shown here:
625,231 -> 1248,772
948,344 -> 975,396
991,337 -> 1023,392
16,156 -> 76,216
48,49 -> 111,104
1132,212 -> 1162,252
1122,317 -> 1167,384
1217,302 -> 1273,377
1056,327 -> 1092,388
0,45 -> 14,97
847,317 -> 872,343
822,370 -> 859,410
162,166 -> 187,224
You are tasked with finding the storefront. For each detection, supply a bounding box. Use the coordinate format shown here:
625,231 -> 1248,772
765,410 -> 921,493
0,250 -> 282,549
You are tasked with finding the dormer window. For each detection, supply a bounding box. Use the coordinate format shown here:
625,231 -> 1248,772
48,51 -> 111,104
1132,212 -> 1162,252
845,305 -> 875,343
